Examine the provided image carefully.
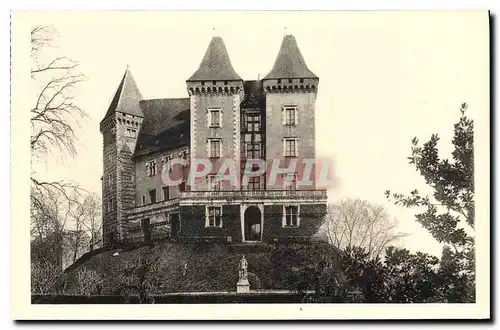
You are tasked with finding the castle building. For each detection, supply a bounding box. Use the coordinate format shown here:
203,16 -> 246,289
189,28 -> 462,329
100,34 -> 328,247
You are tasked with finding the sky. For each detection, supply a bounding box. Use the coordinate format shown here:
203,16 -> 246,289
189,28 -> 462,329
29,11 -> 489,256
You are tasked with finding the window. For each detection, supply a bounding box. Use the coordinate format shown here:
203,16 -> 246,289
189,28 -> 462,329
201,81 -> 205,86
288,78 -> 293,83
244,112 -> 260,132
300,78 -> 304,83
277,79 -> 282,84
149,189 -> 156,204
179,181 -> 186,192
206,206 -> 222,227
213,81 -> 216,85
248,176 -> 261,190
284,205 -> 299,227
163,154 -> 173,172
285,172 -> 298,190
162,186 -> 170,201
284,138 -> 298,157
207,174 -> 221,191
208,139 -> 222,158
208,108 -> 222,128
246,143 -> 261,159
126,128 -> 137,138
284,106 -> 297,126
146,159 -> 157,177
142,195 -> 146,206
179,148 -> 189,159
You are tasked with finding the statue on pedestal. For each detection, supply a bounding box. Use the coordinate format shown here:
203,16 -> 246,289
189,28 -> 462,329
236,255 -> 250,293
239,255 -> 248,281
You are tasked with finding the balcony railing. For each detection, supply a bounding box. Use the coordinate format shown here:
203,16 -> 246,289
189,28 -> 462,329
179,189 -> 327,201
126,198 -> 179,216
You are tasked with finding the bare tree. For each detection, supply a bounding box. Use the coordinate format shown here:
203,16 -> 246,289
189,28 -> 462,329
321,198 -> 408,259
68,193 -> 102,261
31,25 -> 86,160
31,187 -> 80,269
31,25 -> 87,200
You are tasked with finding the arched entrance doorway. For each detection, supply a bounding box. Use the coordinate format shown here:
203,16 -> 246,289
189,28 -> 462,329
244,206 -> 262,242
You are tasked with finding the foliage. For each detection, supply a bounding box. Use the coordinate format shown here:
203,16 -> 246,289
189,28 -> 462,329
74,268 -> 104,296
383,102 -> 475,303
31,261 -> 62,295
118,251 -> 166,304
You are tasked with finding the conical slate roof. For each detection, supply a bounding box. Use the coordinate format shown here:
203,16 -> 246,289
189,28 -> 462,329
264,35 -> 317,80
187,36 -> 242,81
103,68 -> 144,121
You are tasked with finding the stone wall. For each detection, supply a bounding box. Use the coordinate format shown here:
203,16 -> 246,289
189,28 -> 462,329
265,91 -> 317,189
179,204 -> 241,242
262,203 -> 326,242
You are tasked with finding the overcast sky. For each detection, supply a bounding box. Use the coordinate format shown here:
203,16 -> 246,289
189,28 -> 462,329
30,11 -> 489,256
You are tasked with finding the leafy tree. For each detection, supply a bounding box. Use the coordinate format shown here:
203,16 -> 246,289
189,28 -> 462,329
385,102 -> 475,302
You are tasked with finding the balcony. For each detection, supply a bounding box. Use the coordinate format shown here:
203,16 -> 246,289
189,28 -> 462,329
178,189 -> 327,204
125,198 -> 179,219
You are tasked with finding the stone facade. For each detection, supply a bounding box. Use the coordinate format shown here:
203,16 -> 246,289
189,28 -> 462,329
100,35 -> 328,246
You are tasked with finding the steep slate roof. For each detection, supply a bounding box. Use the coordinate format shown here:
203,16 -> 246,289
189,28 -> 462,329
263,35 -> 318,80
241,80 -> 265,108
102,68 -> 144,122
133,98 -> 190,157
187,36 -> 242,81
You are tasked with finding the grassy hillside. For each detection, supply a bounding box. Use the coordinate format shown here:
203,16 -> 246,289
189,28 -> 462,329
63,241 -> 339,295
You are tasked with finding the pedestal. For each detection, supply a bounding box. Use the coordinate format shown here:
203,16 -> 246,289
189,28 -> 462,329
236,278 -> 250,294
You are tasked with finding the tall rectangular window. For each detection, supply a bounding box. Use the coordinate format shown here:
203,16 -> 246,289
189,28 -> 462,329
284,106 -> 297,126
284,205 -> 299,227
146,159 -> 157,177
142,195 -> 146,206
208,108 -> 222,127
207,174 -> 221,191
209,139 -> 221,158
285,172 -> 298,190
162,186 -> 170,201
206,206 -> 222,227
284,138 -> 297,157
149,189 -> 156,204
